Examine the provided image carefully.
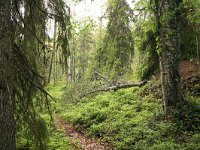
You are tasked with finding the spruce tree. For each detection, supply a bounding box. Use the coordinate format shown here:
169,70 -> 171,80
96,0 -> 134,80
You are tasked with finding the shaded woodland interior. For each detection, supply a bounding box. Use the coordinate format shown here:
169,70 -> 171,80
0,0 -> 200,149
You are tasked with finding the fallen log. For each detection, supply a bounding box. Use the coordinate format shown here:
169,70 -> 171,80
81,80 -> 148,98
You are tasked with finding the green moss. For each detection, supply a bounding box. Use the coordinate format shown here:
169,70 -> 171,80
47,128 -> 77,150
46,81 -> 67,100
59,82 -> 200,150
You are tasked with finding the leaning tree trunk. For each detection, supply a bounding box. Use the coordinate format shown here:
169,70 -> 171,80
0,0 -> 16,149
159,0 -> 183,113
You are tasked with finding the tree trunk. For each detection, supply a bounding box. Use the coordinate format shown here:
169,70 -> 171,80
48,20 -> 57,83
54,43 -> 58,84
69,38 -> 75,82
81,80 -> 147,98
48,49 -> 54,83
159,0 -> 183,112
196,35 -> 200,70
0,0 -> 16,149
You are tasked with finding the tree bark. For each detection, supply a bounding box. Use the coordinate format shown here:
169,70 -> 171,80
69,37 -> 75,82
196,35 -> 200,70
159,0 -> 183,112
0,0 -> 16,149
81,80 -> 147,97
48,20 -> 57,83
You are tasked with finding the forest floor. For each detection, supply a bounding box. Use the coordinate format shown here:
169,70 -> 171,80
46,60 -> 200,150
55,115 -> 114,150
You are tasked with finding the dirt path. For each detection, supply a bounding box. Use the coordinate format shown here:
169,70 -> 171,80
55,116 -> 114,150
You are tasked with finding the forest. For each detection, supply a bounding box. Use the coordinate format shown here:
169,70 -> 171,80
0,0 -> 200,149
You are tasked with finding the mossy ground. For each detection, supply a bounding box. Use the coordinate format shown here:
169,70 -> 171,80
45,81 -> 77,150
54,81 -> 200,150
17,81 -> 76,150
17,80 -> 199,149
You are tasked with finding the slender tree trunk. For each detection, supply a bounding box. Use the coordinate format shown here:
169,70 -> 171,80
0,0 -> 16,149
72,39 -> 75,82
48,49 -> 54,83
81,33 -> 86,76
53,21 -> 57,84
54,44 -> 58,84
69,37 -> 75,82
42,24 -> 47,83
64,55 -> 68,80
48,20 -> 57,83
61,53 -> 64,74
196,35 -> 200,70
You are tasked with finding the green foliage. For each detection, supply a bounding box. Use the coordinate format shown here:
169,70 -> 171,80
149,141 -> 182,150
95,0 -> 134,80
74,18 -> 96,78
134,0 -> 200,81
58,81 -> 200,150
59,85 -> 159,149
16,113 -> 77,150
181,0 -> 200,61
16,0 -> 200,149
11,0 -> 72,148
47,128 -> 76,150
134,16 -> 159,80
16,114 -> 48,149
183,0 -> 200,24
46,81 -> 67,100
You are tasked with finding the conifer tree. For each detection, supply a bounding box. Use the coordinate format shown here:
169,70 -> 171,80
0,0 -> 70,149
96,0 -> 134,80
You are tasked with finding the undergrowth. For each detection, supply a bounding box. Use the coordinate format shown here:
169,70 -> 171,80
42,114 -> 77,150
17,82 -> 76,150
56,80 -> 200,150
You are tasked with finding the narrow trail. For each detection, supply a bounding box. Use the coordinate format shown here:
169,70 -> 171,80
55,116 -> 114,150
